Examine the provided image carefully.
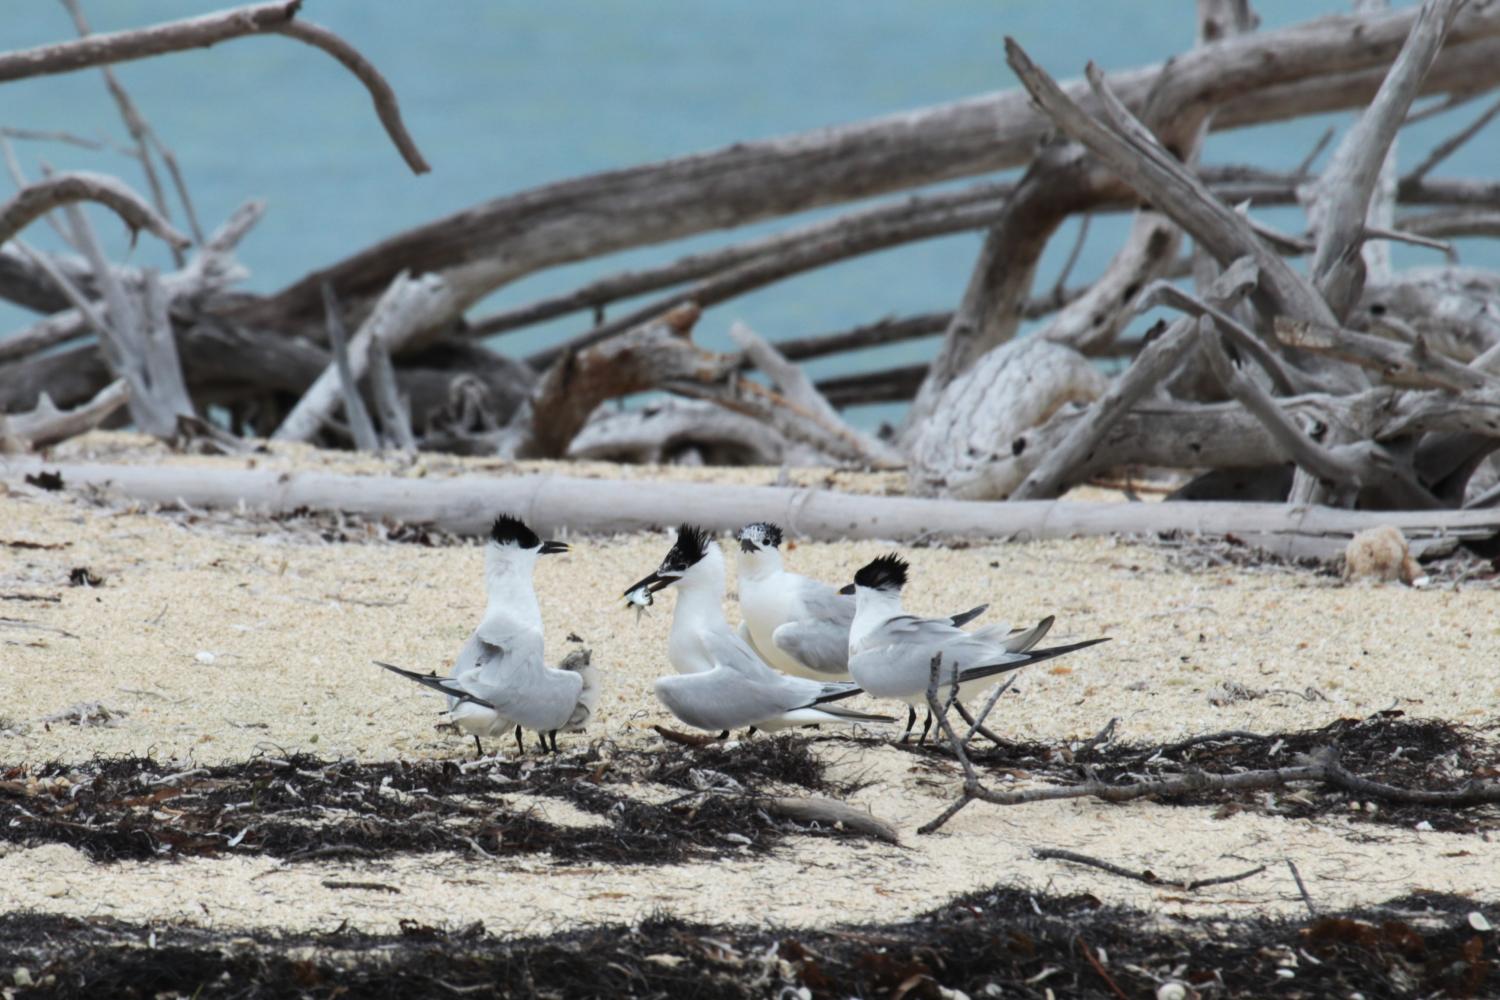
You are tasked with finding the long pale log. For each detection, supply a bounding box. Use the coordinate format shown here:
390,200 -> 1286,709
0,1 -> 427,175
247,2 -> 1500,326
4,457 -> 1497,544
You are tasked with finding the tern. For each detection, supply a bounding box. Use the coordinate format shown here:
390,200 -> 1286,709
842,553 -> 1107,743
375,514 -> 597,756
624,525 -> 894,734
734,521 -> 987,682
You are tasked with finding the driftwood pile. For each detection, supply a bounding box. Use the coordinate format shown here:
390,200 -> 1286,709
3,0 -> 1500,532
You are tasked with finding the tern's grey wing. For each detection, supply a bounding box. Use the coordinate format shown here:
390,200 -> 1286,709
654,667 -> 808,731
771,618 -> 850,677
469,609 -> 545,689
480,662 -> 582,733
795,577 -> 855,629
702,628 -> 783,682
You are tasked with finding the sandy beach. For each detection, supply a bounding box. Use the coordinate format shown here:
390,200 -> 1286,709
2,434 -> 1497,939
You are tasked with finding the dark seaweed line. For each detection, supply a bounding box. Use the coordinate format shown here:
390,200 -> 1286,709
0,888 -> 1493,999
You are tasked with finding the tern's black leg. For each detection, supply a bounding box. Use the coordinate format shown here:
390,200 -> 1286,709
916,709 -> 934,746
473,735 -> 484,759
744,726 -> 758,738
899,705 -> 917,743
514,725 -> 525,755
717,730 -> 730,740
536,732 -> 549,752
546,730 -> 559,754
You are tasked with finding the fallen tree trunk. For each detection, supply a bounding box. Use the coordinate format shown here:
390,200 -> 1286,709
5,456 -> 1496,545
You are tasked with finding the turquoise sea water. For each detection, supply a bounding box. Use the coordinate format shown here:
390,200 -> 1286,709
3,1 -> 1494,428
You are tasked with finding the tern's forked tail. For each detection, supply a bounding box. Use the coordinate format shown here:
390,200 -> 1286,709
372,660 -> 496,710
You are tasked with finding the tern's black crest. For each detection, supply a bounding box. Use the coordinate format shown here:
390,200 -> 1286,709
489,514 -> 541,550
661,524 -> 713,573
854,553 -> 908,592
737,521 -> 784,551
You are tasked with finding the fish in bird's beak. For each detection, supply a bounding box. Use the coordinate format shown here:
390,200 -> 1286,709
838,583 -> 856,595
540,540 -> 570,555
622,570 -> 676,600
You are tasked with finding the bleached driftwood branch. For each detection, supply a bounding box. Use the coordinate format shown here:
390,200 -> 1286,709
272,271 -> 453,443
1306,0 -> 1465,317
727,321 -> 900,467
0,171 -> 188,250
0,380 -> 128,450
0,1 -> 427,175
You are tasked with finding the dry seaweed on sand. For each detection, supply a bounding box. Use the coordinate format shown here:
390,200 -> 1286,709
1,888 -> 1493,999
0,737 -> 866,865
879,712 -> 1500,833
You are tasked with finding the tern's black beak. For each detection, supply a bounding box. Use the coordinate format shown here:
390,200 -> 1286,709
838,583 -> 855,595
623,571 -> 675,598
540,540 -> 570,555
738,538 -> 759,554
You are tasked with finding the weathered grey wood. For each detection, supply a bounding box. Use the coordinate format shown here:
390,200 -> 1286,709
906,145 -> 1113,431
1013,253 -> 1262,501
1199,318 -> 1444,508
1010,42 -> 1340,334
367,337 -> 416,452
59,0 -> 184,265
322,281 -> 378,451
273,271 -> 453,443
0,171 -> 187,251
469,182 -> 1013,340
1274,315 -> 1500,392
727,321 -> 899,467
1012,318 -> 1200,500
247,2 -> 1500,327
0,1 -> 427,175
1308,0 -> 1465,317
1404,94 -> 1500,184
0,199 -> 263,365
140,268 -> 195,422
815,364 -> 927,409
1,380 -> 127,449
566,399 -> 819,466
503,304 -> 732,459
909,338 -> 1109,498
4,456 -> 1496,544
